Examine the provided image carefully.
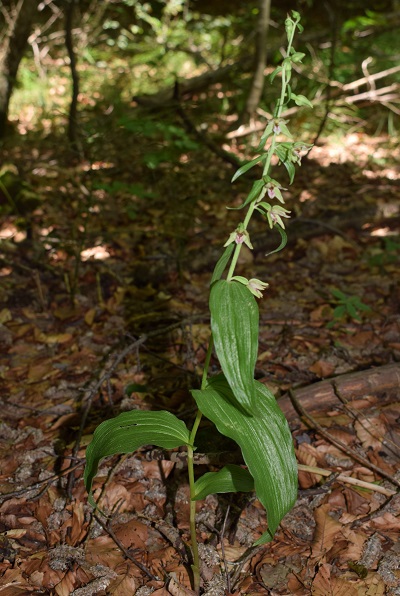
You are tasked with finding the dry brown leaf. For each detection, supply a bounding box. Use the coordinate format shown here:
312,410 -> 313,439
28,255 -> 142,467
34,331 -> 73,345
311,563 -> 358,595
312,504 -> 343,559
371,512 -> 400,531
168,576 -> 196,596
354,417 -> 386,451
340,527 -> 368,562
309,359 -> 336,378
357,572 -> 386,595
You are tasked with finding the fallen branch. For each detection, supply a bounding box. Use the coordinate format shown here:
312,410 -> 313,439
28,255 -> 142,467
279,363 -> 400,424
297,464 -> 397,497
288,387 -> 400,489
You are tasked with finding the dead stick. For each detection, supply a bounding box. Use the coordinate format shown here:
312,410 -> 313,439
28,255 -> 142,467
94,514 -> 159,581
0,462 -> 83,504
288,389 -> 400,489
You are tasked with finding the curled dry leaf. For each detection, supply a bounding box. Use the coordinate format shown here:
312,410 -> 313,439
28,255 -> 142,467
354,417 -> 387,451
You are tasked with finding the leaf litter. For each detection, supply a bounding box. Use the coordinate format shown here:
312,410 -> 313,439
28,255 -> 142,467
0,125 -> 399,595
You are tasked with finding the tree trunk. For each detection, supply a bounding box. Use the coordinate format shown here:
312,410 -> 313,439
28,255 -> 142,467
240,0 -> 271,124
0,1 -> 39,138
65,0 -> 82,155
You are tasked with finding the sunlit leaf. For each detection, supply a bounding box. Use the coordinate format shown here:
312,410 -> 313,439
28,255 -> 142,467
231,154 -> 266,182
291,52 -> 305,63
193,464 -> 254,500
192,375 -> 297,544
84,411 -> 191,507
291,93 -> 313,108
210,280 -> 258,411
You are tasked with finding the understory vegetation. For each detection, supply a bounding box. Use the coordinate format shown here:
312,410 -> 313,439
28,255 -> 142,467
0,1 -> 399,594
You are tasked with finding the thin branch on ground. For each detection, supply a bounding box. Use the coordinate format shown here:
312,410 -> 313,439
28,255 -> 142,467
0,461 -> 83,504
297,464 -> 397,497
94,514 -> 159,581
289,389 -> 400,489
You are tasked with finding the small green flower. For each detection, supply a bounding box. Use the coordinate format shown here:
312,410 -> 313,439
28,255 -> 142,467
248,278 -> 269,298
256,202 -> 291,229
263,177 -> 287,203
231,276 -> 269,298
268,205 -> 291,229
272,118 -> 292,138
290,143 -> 312,165
224,223 -> 253,249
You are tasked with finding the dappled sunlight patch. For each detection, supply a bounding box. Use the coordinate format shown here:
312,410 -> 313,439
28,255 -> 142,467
80,244 -> 111,261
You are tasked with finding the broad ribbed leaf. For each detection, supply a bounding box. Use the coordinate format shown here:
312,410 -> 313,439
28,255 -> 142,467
84,411 -> 191,507
192,375 -> 297,543
193,464 -> 254,501
210,244 -> 234,285
210,280 -> 259,411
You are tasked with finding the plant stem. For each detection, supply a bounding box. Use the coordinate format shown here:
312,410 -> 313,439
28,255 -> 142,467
226,17 -> 298,282
187,336 -> 214,592
186,17 -> 301,592
187,442 -> 200,593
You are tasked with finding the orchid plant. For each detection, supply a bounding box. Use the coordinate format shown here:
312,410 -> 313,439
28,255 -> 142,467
84,12 -> 312,593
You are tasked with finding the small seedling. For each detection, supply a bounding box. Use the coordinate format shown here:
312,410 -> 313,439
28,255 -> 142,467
84,12 -> 312,593
327,288 -> 371,328
367,236 -> 400,269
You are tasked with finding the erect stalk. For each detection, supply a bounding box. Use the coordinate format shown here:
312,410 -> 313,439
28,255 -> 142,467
186,16 -> 301,592
187,337 -> 214,592
187,442 -> 200,593
226,19 -> 296,282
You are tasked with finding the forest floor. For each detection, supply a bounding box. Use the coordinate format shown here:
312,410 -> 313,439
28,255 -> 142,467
0,105 -> 400,595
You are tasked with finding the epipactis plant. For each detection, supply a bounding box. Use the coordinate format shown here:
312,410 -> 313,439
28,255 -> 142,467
84,11 -> 312,593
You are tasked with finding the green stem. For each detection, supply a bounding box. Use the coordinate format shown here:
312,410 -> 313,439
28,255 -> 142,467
187,442 -> 200,593
186,18 -> 301,592
187,335 -> 214,593
226,23 -> 297,282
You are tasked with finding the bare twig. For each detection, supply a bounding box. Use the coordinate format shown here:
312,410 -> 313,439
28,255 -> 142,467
288,389 -> 400,489
0,461 -> 83,504
94,514 -> 159,581
297,464 -> 397,497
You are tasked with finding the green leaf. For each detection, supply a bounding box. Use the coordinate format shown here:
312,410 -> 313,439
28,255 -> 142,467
331,288 -> 347,301
125,383 -> 148,395
257,122 -> 274,150
210,280 -> 259,411
210,243 -> 235,285
291,94 -> 313,108
192,376 -> 298,543
333,305 -> 346,319
231,154 -> 266,183
265,226 -> 288,257
84,411 -> 191,507
290,52 -> 305,63
346,302 -> 361,320
270,65 -> 282,83
227,179 -> 265,210
274,143 -> 296,183
282,161 -> 296,184
193,464 -> 254,501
